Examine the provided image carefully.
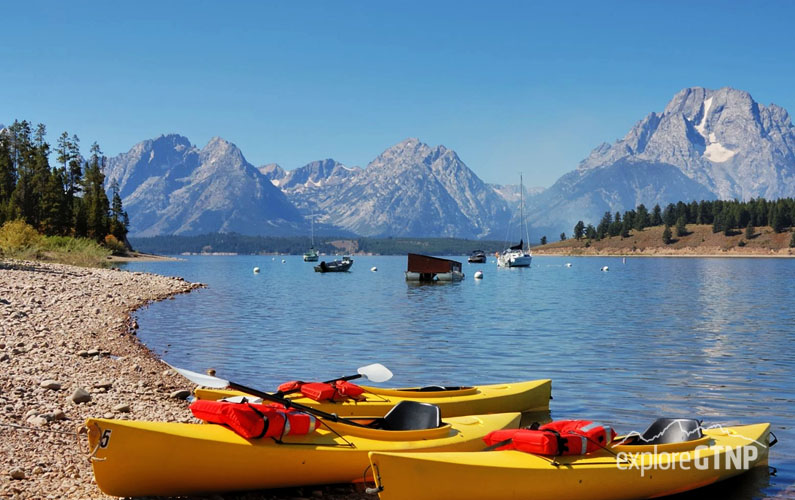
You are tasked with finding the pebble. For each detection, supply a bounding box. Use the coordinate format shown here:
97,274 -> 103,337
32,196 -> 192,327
93,380 -> 113,390
77,350 -> 89,358
86,349 -> 99,357
40,380 -> 61,390
69,388 -> 91,404
27,416 -> 48,427
113,403 -> 131,413
10,468 -> 25,480
170,389 -> 191,400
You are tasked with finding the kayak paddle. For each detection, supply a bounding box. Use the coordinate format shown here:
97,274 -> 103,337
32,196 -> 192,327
169,364 -> 371,427
275,362 -> 393,396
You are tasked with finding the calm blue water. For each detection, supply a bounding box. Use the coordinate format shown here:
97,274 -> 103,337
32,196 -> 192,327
122,255 -> 795,498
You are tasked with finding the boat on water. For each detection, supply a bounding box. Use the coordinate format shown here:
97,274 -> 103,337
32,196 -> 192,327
194,378 -> 552,417
467,250 -> 487,263
85,408 -> 521,497
497,174 -> 532,268
405,253 -> 464,281
314,256 -> 353,272
368,420 -> 774,500
303,214 -> 319,262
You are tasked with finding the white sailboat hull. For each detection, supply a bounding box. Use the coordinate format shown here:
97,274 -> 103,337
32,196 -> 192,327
497,251 -> 532,268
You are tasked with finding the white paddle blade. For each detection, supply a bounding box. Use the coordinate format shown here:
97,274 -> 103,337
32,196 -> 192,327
169,364 -> 230,389
358,363 -> 392,383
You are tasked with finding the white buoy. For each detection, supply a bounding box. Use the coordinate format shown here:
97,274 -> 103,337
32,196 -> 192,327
565,263 -> 572,268
371,266 -> 378,272
281,259 -> 286,264
474,271 -> 483,279
272,257 -> 275,261
601,266 -> 609,272
622,257 -> 626,264
253,267 -> 260,273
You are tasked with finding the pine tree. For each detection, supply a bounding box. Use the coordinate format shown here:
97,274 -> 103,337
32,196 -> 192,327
81,142 -> 110,241
559,232 -> 566,241
635,204 -> 649,231
745,221 -> 754,240
620,219 -> 630,238
573,221 -> 585,240
108,180 -> 129,243
652,204 -> 663,226
662,225 -> 673,245
540,236 -> 547,245
0,133 -> 16,225
676,215 -> 687,237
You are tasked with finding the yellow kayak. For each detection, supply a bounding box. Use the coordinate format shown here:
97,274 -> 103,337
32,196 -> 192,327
368,423 -> 772,500
86,411 -> 521,497
194,379 -> 551,417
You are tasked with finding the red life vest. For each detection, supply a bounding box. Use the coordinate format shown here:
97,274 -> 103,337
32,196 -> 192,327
483,420 -> 616,456
190,400 -> 319,439
277,380 -> 366,402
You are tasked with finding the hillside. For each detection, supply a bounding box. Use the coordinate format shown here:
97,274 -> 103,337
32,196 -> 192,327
532,225 -> 795,257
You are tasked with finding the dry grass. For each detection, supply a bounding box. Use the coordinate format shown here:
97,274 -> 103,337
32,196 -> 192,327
533,225 -> 795,257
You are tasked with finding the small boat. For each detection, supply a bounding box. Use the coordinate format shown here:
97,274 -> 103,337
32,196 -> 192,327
367,421 -> 773,500
194,379 -> 551,417
314,256 -> 353,272
405,253 -> 464,282
85,409 -> 521,497
467,250 -> 487,263
303,213 -> 319,262
497,174 -> 532,268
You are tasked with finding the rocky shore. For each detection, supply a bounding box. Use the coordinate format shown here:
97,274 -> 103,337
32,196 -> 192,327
0,259 -> 204,498
0,259 -> 371,500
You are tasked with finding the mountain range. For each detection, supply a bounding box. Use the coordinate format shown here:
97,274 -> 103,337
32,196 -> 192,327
104,86 -> 795,239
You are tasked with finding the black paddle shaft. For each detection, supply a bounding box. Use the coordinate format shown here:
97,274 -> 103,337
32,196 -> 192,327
227,381 -> 370,428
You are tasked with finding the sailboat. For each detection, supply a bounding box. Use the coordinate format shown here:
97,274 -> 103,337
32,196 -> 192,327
497,174 -> 532,268
302,214 -> 319,262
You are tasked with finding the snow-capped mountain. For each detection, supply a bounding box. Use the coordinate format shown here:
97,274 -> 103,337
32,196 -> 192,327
279,138 -> 511,238
105,135 -> 303,236
527,87 -> 795,236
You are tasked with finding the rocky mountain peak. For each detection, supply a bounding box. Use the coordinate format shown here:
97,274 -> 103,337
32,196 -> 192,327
576,86 -> 795,200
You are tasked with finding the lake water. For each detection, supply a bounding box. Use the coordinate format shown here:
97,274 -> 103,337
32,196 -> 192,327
121,255 -> 795,498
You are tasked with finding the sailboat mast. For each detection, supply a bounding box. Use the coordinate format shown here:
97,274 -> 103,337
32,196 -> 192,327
520,174 -> 524,250
311,214 -> 315,247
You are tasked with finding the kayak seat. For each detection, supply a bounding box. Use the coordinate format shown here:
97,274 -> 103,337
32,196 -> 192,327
635,418 -> 703,445
381,401 -> 442,431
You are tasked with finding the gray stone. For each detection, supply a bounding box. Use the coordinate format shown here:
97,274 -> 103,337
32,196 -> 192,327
113,403 -> 130,413
77,350 -> 89,358
170,389 -> 191,400
86,348 -> 100,357
40,380 -> 61,390
27,415 -> 48,427
69,388 -> 91,404
93,380 -> 113,390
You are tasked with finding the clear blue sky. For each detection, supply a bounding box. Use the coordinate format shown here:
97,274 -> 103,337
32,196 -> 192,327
2,1 -> 793,187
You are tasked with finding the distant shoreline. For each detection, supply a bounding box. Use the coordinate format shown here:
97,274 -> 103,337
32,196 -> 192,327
530,225 -> 794,259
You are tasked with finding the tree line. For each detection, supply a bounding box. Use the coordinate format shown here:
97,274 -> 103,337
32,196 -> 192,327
130,233 -> 505,256
0,120 -> 128,246
572,198 -> 795,242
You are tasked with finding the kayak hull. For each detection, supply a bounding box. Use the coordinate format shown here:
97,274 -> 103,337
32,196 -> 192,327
368,423 -> 771,500
86,412 -> 521,497
194,379 -> 551,417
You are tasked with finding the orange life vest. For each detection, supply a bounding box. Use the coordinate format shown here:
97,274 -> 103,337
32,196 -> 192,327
190,400 -> 319,439
483,420 -> 616,456
278,380 -> 365,402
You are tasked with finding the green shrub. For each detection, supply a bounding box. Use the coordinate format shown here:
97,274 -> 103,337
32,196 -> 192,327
0,220 -> 42,255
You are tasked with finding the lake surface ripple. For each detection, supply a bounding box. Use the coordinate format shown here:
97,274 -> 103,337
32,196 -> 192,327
124,255 -> 795,498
